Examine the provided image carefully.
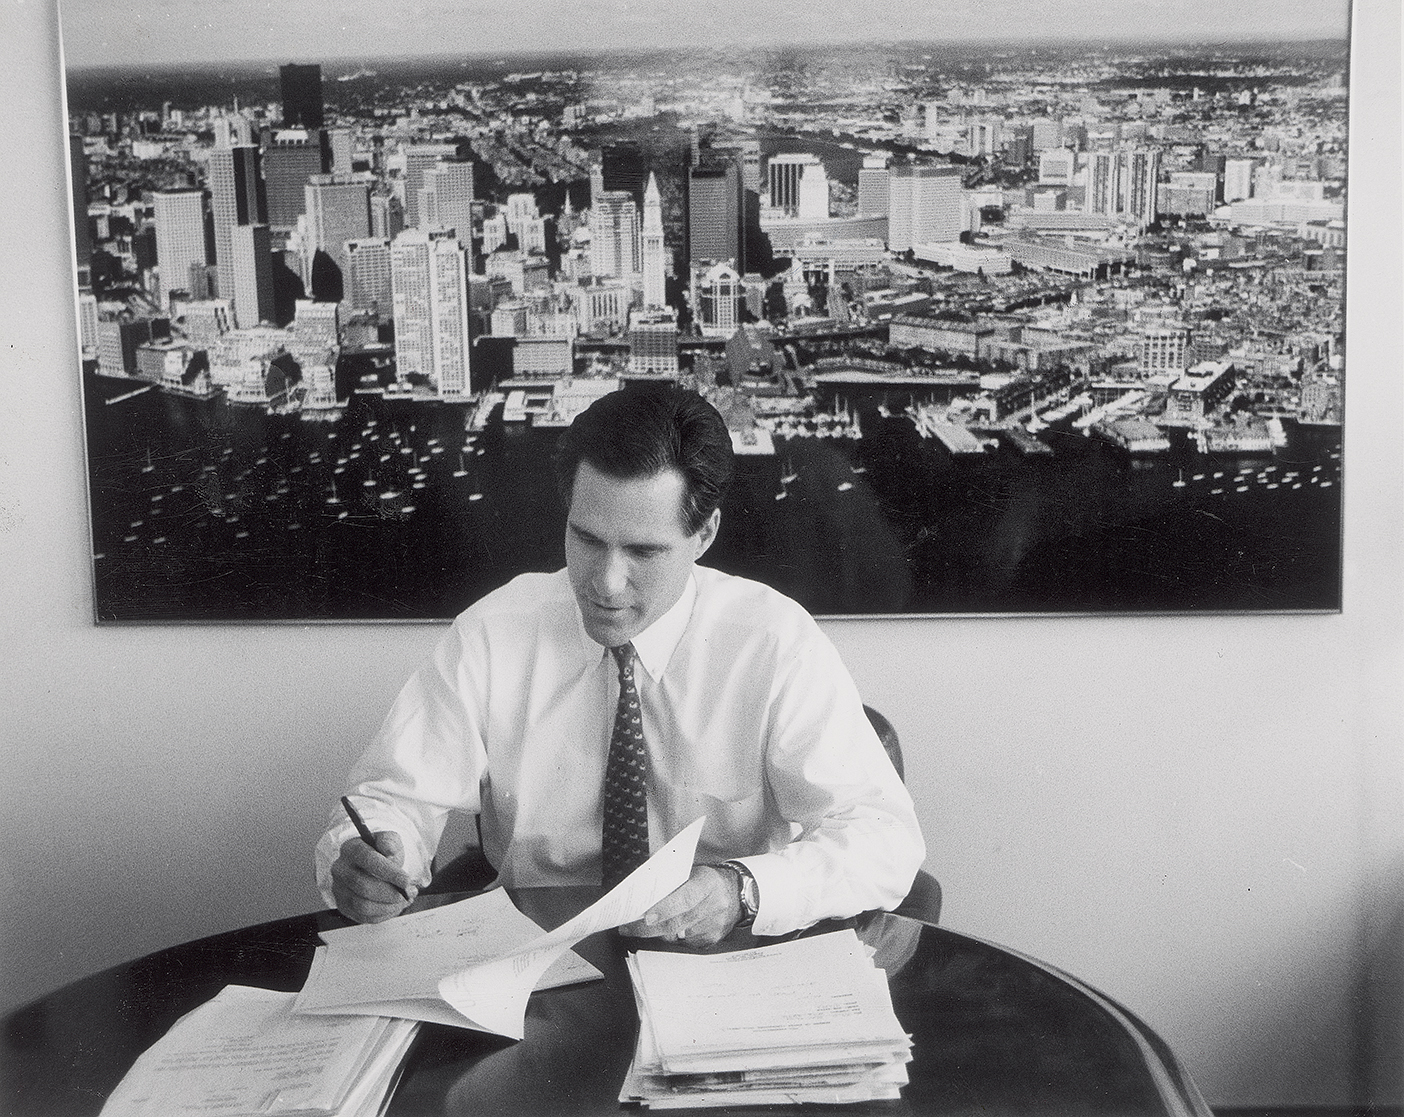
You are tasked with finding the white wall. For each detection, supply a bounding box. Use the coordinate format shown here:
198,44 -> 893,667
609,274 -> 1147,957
1,1 -> 1399,1108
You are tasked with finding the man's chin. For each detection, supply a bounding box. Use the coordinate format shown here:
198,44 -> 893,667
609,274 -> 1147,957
582,609 -> 639,647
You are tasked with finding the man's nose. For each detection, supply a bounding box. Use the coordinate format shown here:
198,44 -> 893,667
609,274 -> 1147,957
596,549 -> 629,598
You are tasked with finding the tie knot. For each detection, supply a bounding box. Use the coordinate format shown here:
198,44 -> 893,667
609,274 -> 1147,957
611,643 -> 635,677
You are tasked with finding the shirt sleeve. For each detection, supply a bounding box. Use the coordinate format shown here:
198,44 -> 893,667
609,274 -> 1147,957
314,615 -> 492,909
731,628 -> 926,937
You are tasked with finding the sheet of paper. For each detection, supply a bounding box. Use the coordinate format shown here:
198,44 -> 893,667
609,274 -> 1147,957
297,817 -> 704,1039
100,985 -> 418,1117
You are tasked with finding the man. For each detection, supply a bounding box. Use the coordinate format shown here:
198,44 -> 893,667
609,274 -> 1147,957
317,387 -> 924,946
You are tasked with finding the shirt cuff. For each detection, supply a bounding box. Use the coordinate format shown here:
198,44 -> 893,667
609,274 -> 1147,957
727,853 -> 803,937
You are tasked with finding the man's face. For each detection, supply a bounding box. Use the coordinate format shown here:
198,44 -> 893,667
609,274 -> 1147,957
565,460 -> 720,648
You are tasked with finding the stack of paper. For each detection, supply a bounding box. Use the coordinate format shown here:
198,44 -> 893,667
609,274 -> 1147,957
99,985 -> 419,1117
621,929 -> 912,1108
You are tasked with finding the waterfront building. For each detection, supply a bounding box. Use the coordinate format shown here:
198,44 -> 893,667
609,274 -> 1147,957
641,173 -> 667,309
857,156 -> 890,218
290,300 -> 341,410
887,162 -> 962,253
402,143 -> 458,229
302,172 -> 373,300
420,160 -> 475,242
767,153 -> 819,217
96,315 -> 158,377
688,156 -> 743,267
229,224 -> 275,329
1162,360 -> 1236,426
134,337 -> 195,386
591,190 -> 640,280
390,228 -> 471,397
152,189 -> 207,309
628,307 -> 679,376
208,325 -> 296,405
344,238 -> 392,317
280,63 -> 323,130
180,299 -> 234,346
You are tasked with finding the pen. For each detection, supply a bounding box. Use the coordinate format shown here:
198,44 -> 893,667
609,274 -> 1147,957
341,795 -> 412,903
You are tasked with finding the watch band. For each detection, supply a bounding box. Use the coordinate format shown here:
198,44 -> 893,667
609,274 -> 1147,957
720,860 -> 760,929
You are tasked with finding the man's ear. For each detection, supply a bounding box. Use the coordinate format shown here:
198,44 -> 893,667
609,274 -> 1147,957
692,507 -> 722,560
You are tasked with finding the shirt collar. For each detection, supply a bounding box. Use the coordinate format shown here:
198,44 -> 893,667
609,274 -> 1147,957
574,570 -> 697,683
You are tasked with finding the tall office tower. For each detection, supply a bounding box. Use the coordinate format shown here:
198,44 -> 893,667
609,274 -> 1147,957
641,172 -> 667,309
857,156 -> 890,218
391,229 -> 471,397
481,212 -> 509,254
402,143 -> 458,229
591,190 -> 640,280
152,189 -> 208,309
688,157 -> 742,267
504,193 -> 539,235
263,131 -> 328,233
736,141 -> 762,196
68,134 -> 92,288
327,128 -> 354,174
797,162 -> 829,221
78,289 -> 99,353
1224,158 -> 1254,202
208,143 -> 267,300
628,307 -> 679,375
303,172 -> 372,299
766,153 -> 819,216
229,224 -> 275,328
886,162 -> 962,252
344,237 -> 392,317
966,119 -> 1000,157
280,63 -> 324,130
370,192 -> 404,240
595,141 -> 649,209
420,160 -> 475,241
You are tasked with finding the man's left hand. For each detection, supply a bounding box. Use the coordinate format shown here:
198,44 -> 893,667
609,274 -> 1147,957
619,865 -> 741,948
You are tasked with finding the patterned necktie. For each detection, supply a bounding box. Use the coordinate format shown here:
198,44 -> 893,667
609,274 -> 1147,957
601,642 -> 650,889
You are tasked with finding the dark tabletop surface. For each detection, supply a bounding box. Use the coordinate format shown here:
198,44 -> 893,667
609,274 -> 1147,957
1,887 -> 1206,1117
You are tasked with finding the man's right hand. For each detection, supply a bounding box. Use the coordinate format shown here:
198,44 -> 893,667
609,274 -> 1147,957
329,831 -> 417,923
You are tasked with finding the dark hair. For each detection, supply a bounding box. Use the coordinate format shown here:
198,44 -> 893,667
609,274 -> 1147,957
554,387 -> 734,535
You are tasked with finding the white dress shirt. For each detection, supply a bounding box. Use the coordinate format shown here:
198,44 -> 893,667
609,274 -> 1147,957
315,565 -> 925,936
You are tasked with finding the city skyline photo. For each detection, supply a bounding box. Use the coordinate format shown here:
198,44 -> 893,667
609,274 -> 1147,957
62,1 -> 1351,622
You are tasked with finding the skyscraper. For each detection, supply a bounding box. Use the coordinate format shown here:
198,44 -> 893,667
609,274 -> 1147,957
591,190 -> 640,280
420,160 -> 475,242
280,63 -> 324,130
208,143 -> 267,299
1084,147 -> 1160,229
688,157 -> 742,267
887,163 -> 962,252
229,223 -> 275,328
641,172 -> 667,309
344,237 -> 392,316
391,229 -> 471,397
857,156 -> 890,218
402,143 -> 458,229
263,131 -> 328,233
797,162 -> 829,221
303,172 -> 372,299
152,189 -> 208,309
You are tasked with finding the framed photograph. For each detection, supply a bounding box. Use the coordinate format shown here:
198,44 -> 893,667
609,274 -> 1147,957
61,2 -> 1348,622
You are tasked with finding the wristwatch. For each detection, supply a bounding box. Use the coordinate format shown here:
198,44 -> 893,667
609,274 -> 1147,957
719,860 -> 760,929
